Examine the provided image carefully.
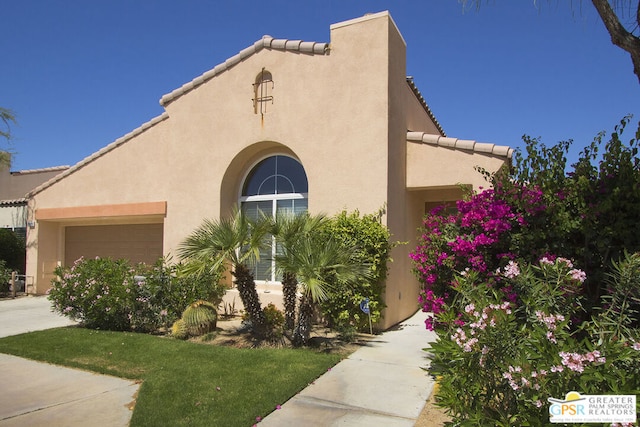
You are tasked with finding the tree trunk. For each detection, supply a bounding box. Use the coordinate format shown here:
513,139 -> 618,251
234,263 -> 268,337
292,294 -> 314,346
591,0 -> 640,84
282,272 -> 298,331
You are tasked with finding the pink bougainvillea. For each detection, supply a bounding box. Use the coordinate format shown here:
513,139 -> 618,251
410,185 -> 545,329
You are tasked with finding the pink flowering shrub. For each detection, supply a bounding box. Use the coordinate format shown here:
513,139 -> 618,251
415,119 -> 640,424
48,257 -> 225,332
429,255 -> 640,425
410,184 -> 545,330
48,257 -> 134,330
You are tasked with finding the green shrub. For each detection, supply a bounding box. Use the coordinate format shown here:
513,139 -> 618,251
429,255 -> 640,425
263,303 -> 285,340
48,256 -> 225,333
135,258 -> 226,329
0,258 -> 9,278
412,117 -> 640,424
0,228 -> 25,274
0,259 -> 11,293
49,257 -> 133,330
494,116 -> 639,304
318,209 -> 392,333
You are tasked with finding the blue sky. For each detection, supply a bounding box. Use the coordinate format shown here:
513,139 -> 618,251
1,1 -> 638,171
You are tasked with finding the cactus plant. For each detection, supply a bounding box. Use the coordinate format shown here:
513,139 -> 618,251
181,300 -> 218,336
171,318 -> 189,340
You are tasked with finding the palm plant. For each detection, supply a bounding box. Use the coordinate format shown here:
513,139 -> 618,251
178,208 -> 271,337
0,107 -> 17,168
271,212 -> 328,332
275,219 -> 371,346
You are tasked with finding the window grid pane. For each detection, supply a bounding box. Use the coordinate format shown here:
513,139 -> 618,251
242,156 -> 308,197
240,156 -> 308,283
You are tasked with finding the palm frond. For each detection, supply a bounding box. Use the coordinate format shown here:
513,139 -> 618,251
242,212 -> 272,265
276,234 -> 371,304
272,211 -> 328,245
178,207 -> 271,273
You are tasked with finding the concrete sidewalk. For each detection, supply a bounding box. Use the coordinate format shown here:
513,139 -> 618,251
0,353 -> 139,427
260,310 -> 438,427
0,296 -> 139,427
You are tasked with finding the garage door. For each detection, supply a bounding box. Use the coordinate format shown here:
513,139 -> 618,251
65,224 -> 163,266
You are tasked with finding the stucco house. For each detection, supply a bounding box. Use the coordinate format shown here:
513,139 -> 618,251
0,158 -> 67,291
0,158 -> 68,241
25,11 -> 511,329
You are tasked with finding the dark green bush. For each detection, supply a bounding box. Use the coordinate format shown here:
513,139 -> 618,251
0,228 -> 25,274
263,303 -> 285,340
0,259 -> 11,293
138,258 -> 227,328
318,209 -> 393,333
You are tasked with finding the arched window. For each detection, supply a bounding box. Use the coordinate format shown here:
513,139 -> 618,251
240,155 -> 308,281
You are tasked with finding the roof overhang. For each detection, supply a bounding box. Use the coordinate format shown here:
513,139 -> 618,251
406,132 -> 512,191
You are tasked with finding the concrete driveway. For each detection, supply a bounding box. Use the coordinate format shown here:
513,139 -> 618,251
0,296 -> 139,427
0,296 -> 76,338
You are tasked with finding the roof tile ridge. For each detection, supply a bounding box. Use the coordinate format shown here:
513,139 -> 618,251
28,113 -> 169,197
266,37 -> 329,54
11,165 -> 70,175
160,35 -> 328,107
160,36 -> 268,107
406,131 -> 513,159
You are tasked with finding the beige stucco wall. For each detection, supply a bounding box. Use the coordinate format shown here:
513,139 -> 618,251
384,16 -> 415,326
405,87 -> 442,136
25,11 -> 509,329
29,220 -> 61,294
406,142 -> 507,190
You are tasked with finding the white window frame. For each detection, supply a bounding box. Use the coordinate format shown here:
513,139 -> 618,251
239,155 -> 308,284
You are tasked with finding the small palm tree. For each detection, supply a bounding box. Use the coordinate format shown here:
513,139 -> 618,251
178,208 -> 271,337
276,223 -> 371,346
0,107 -> 17,168
271,212 -> 328,331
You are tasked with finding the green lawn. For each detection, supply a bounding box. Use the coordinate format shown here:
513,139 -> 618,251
0,327 -> 342,426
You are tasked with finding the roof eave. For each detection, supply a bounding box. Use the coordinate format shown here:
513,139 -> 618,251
407,131 -> 513,159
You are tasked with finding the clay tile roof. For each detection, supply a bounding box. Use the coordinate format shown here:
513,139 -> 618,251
407,131 -> 513,159
159,35 -> 330,107
11,165 -> 70,175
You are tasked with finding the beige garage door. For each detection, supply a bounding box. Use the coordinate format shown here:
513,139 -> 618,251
65,224 -> 163,266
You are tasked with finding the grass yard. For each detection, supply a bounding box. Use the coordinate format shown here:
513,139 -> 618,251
0,327 -> 343,426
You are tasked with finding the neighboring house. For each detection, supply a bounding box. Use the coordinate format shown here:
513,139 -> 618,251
0,158 -> 69,241
25,12 -> 512,328
0,157 -> 68,290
